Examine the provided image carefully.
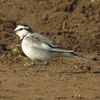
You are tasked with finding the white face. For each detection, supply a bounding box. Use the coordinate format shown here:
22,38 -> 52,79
14,25 -> 30,39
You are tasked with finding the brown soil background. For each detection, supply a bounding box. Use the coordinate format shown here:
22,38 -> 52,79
0,0 -> 100,100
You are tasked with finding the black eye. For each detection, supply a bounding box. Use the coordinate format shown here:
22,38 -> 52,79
19,28 -> 23,30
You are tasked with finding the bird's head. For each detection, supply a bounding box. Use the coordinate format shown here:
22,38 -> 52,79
14,24 -> 33,39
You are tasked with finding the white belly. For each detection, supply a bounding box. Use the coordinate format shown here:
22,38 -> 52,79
21,39 -> 53,61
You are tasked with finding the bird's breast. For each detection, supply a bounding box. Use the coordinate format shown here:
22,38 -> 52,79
21,39 -> 53,61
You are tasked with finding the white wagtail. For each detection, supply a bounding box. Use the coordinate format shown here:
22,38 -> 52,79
14,24 -> 99,66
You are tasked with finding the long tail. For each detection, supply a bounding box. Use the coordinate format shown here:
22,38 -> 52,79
66,53 -> 100,64
73,54 -> 99,63
51,48 -> 100,64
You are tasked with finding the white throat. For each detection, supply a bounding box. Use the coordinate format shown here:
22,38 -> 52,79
15,30 -> 28,40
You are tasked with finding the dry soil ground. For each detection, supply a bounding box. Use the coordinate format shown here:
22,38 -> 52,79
0,0 -> 100,100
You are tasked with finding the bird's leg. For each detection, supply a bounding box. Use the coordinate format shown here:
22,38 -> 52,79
42,61 -> 49,71
24,60 -> 49,69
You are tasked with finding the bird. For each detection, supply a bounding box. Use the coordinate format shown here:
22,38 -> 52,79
14,24 -> 99,67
